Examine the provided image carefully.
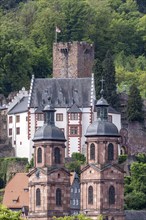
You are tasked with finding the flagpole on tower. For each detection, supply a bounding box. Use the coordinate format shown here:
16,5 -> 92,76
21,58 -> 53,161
55,27 -> 61,43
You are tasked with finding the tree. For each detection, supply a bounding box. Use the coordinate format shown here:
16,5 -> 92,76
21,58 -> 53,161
102,50 -> 119,109
127,83 -> 144,122
65,153 -> 86,174
0,205 -> 22,219
93,59 -> 103,99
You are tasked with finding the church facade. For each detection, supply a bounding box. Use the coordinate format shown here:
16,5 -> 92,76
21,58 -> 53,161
80,92 -> 125,220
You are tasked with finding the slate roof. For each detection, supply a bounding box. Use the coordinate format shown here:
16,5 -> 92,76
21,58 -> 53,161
125,210 -> 146,220
8,97 -> 28,114
67,103 -> 81,113
29,78 -> 92,110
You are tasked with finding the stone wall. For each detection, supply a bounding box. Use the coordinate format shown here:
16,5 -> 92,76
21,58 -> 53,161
53,41 -> 94,78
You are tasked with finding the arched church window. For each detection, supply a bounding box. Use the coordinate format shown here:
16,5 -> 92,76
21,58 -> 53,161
90,143 -> 95,160
37,147 -> 42,163
56,188 -> 61,206
36,188 -> 41,206
108,143 -> 114,161
88,186 -> 93,204
54,147 -> 61,164
109,186 -> 115,205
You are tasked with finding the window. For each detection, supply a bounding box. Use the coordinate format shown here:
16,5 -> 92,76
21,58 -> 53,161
88,186 -> 93,204
109,186 -> 115,205
9,116 -> 13,123
108,143 -> 114,161
56,188 -> 61,206
73,199 -> 75,205
26,116 -> 28,121
16,127 -> 20,135
76,199 -> 79,205
70,113 -> 78,120
56,113 -> 63,121
36,188 -> 41,206
74,188 -> 77,193
37,148 -> 42,163
9,128 -> 12,136
78,189 -> 80,193
70,126 -> 78,135
90,143 -> 95,160
108,115 -> 112,123
37,114 -> 44,121
71,188 -> 73,193
16,115 -> 20,123
54,147 -> 61,164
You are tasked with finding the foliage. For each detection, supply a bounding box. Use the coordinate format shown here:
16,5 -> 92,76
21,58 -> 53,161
0,157 -> 28,189
0,0 -> 146,98
65,153 -> 86,174
124,154 -> 146,210
118,154 -> 127,164
102,50 -> 119,109
53,214 -> 92,220
25,157 -> 34,172
127,83 -> 144,122
0,205 -> 22,219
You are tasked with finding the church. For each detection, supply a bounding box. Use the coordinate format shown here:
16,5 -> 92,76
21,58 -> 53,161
28,84 -> 125,220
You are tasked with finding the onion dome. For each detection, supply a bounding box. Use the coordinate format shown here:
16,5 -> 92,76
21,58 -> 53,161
33,105 -> 66,142
85,83 -> 119,137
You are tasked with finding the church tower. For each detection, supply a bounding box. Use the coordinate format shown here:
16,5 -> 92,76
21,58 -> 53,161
80,88 -> 125,220
28,105 -> 70,220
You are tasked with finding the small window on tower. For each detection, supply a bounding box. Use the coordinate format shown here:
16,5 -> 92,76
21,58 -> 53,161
108,143 -> 114,161
90,143 -> 95,160
37,147 -> 42,163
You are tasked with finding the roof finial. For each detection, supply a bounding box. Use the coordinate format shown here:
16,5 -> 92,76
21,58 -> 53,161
100,77 -> 105,97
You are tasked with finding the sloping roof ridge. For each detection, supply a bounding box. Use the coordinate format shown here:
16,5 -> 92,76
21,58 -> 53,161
28,75 -> 35,108
6,172 -> 28,186
67,103 -> 81,113
47,166 -> 71,175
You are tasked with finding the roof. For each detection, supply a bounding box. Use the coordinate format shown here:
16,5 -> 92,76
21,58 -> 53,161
29,78 -> 92,110
125,210 -> 146,220
85,119 -> 119,137
67,103 -> 81,113
3,173 -> 29,209
108,106 -> 120,114
8,97 -> 28,114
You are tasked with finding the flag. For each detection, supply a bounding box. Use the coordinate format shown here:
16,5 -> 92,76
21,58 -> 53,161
56,27 -> 61,33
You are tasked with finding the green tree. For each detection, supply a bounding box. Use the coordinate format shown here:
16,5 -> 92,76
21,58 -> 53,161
65,153 -> 86,174
102,50 -> 119,109
0,205 -> 22,219
127,83 -> 144,122
93,59 -> 103,99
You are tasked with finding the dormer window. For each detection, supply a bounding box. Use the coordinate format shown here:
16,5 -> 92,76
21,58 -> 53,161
70,113 -> 78,120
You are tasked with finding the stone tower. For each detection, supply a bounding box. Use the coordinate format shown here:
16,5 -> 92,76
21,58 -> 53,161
80,91 -> 125,220
28,105 -> 70,220
53,41 -> 94,78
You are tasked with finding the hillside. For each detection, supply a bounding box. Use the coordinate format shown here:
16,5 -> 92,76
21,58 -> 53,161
0,0 -> 146,98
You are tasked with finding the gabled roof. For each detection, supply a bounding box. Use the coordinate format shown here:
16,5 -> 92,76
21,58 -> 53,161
70,172 -> 79,185
3,173 -> 29,209
29,78 -> 92,110
8,97 -> 28,115
81,163 -> 124,173
67,103 -> 81,113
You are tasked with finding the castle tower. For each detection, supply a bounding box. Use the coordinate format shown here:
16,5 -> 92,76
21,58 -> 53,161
53,41 -> 94,78
80,89 -> 125,220
28,105 -> 70,220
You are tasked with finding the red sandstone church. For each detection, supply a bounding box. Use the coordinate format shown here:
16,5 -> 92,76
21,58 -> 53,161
27,88 -> 125,220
